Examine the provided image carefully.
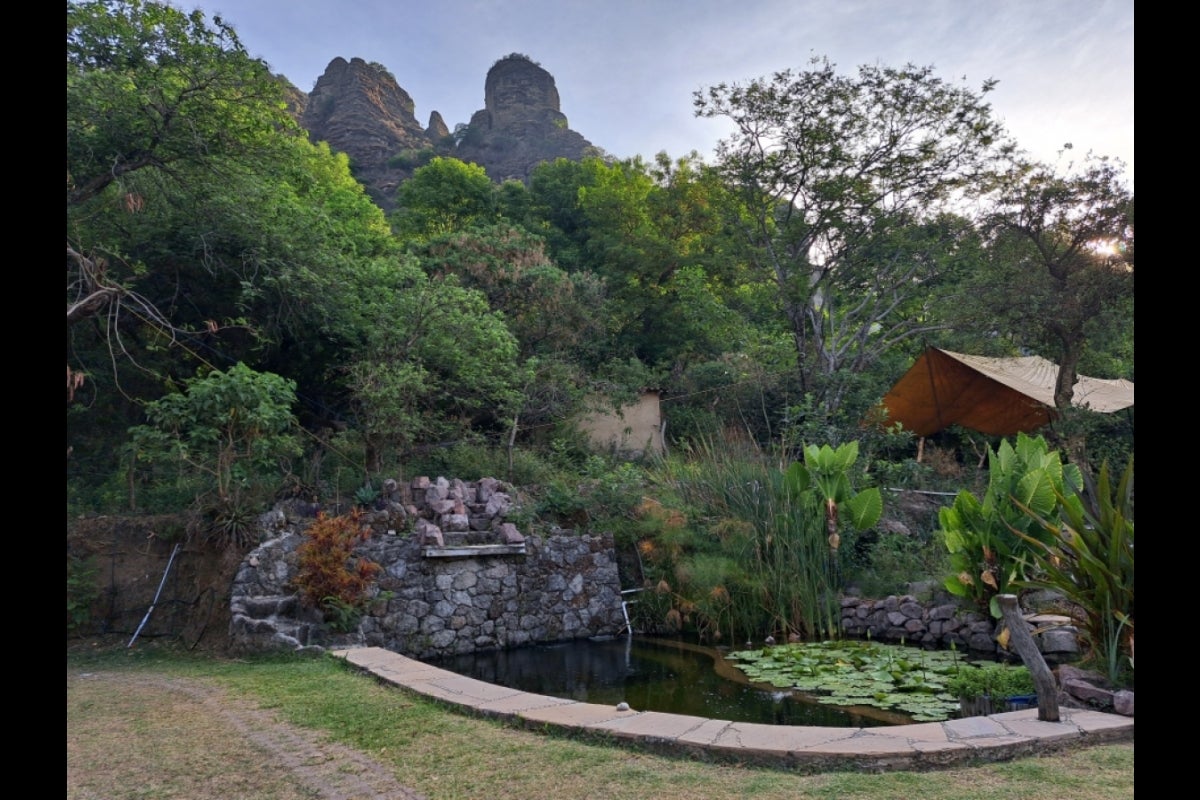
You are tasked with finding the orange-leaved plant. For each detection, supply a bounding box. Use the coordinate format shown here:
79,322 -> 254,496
293,510 -> 382,632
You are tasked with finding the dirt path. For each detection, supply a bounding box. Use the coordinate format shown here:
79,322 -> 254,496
68,670 -> 426,800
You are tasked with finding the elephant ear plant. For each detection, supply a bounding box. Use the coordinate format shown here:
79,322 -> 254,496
1011,455 -> 1134,686
787,442 -> 884,556
938,433 -> 1083,618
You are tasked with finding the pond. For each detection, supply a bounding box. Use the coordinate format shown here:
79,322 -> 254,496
423,635 -> 921,727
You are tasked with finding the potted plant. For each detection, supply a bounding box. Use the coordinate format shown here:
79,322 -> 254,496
947,663 -> 1038,717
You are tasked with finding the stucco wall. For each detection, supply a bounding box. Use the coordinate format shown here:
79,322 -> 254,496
576,391 -> 664,456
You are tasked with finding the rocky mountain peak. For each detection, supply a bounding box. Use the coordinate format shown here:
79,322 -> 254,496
294,53 -> 601,209
484,53 -> 563,128
455,54 -> 598,183
299,56 -> 438,207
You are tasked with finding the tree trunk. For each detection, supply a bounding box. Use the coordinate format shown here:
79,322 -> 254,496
997,594 -> 1060,722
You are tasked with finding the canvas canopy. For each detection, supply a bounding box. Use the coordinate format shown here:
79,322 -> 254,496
875,347 -> 1135,437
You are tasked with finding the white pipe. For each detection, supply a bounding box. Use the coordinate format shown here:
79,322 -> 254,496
128,542 -> 181,648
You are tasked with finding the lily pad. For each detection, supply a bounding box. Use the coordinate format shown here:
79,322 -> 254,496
726,640 -> 969,721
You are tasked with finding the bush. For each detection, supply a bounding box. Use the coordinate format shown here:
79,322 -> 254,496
939,433 -> 1082,617
127,364 -> 302,526
947,662 -> 1036,701
1013,455 -> 1134,686
293,511 -> 382,631
843,531 -> 949,598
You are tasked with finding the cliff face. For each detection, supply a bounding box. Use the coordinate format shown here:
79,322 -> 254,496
454,54 -> 598,183
295,53 -> 601,210
300,57 -> 439,208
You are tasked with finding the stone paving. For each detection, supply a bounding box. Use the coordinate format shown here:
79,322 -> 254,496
332,646 -> 1134,773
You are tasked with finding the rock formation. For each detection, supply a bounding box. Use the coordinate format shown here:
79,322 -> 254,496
300,57 -> 444,208
453,53 -> 600,183
294,53 -> 602,210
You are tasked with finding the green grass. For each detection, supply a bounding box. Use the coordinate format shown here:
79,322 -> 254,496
68,644 -> 1134,800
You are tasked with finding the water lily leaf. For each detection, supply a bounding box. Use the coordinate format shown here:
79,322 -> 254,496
725,641 -> 974,722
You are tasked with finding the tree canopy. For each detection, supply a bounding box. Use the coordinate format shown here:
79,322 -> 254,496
694,57 -> 1013,418
67,6 -> 1133,516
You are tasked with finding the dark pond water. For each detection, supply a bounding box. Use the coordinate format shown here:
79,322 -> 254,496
423,635 -> 916,728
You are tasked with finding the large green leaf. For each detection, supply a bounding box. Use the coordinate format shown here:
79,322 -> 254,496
846,487 -> 882,530
1014,469 -> 1056,517
785,461 -> 812,494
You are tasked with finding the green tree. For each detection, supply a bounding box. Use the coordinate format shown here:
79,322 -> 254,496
694,57 -> 1011,419
391,157 -> 498,241
343,257 -> 525,472
518,157 -> 613,271
973,155 -> 1134,409
67,0 -> 404,489
67,0 -> 299,341
413,224 -> 605,360
412,224 -> 611,446
128,362 -> 301,515
576,154 -> 747,369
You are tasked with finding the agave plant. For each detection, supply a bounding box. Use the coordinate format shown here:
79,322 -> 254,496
1011,455 -> 1134,685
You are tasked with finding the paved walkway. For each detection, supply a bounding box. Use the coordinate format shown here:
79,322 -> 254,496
332,646 -> 1134,772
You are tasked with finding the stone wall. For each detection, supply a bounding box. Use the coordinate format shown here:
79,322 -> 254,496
840,591 -> 1081,662
228,476 -> 625,658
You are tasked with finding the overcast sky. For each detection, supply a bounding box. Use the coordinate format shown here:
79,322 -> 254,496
173,0 -> 1134,188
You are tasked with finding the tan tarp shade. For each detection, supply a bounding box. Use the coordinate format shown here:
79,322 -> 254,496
876,348 -> 1135,437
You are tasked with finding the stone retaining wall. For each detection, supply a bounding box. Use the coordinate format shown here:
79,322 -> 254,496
228,475 -> 1078,666
840,592 -> 1081,662
229,476 -> 625,658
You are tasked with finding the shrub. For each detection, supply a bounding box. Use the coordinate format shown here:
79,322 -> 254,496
947,662 -> 1036,701
293,511 -> 382,631
844,531 -> 949,598
1012,455 -> 1134,686
938,433 -> 1082,617
127,363 -> 302,530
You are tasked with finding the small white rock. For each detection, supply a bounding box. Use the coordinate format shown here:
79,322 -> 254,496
616,702 -> 631,712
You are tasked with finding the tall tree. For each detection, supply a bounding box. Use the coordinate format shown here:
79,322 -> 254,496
977,155 -> 1134,409
343,256 -> 524,472
694,57 -> 1011,418
67,0 -> 299,333
67,0 -> 406,495
577,154 -> 747,369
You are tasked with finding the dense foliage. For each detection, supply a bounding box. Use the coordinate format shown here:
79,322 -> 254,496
67,3 -> 1132,673
632,437 -> 880,641
1013,455 -> 1134,684
938,433 -> 1083,617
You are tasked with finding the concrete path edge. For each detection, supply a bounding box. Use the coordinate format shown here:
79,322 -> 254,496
331,646 -> 1133,773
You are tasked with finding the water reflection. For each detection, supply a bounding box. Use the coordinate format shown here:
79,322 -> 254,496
423,635 -> 910,728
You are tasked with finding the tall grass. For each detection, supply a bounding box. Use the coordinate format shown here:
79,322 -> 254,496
642,435 -> 839,641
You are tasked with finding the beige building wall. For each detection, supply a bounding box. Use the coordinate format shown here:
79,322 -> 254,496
575,391 -> 664,457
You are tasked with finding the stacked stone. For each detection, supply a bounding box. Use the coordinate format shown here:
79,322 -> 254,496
229,477 -> 625,659
355,476 -> 523,547
839,593 -> 1080,661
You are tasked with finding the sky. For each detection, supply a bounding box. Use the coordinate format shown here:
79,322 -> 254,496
172,0 -> 1134,188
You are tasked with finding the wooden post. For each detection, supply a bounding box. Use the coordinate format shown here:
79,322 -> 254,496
997,594 -> 1060,722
